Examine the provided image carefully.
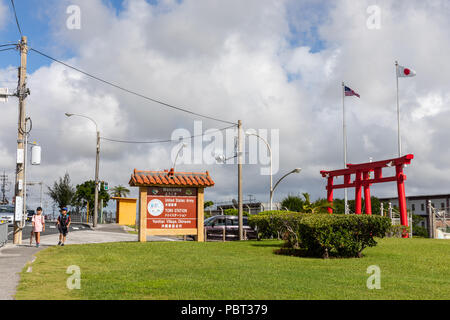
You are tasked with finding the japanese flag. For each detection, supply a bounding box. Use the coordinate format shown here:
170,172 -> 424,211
397,65 -> 416,78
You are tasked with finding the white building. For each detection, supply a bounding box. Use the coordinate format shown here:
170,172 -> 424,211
379,193 -> 450,228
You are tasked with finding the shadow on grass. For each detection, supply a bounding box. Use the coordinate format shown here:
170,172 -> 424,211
274,247 -> 365,260
250,242 -> 284,249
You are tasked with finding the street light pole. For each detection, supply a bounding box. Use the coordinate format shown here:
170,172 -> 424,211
245,131 -> 273,210
94,130 -> 100,227
238,120 -> 244,240
173,143 -> 187,172
270,168 -> 302,208
65,113 -> 100,227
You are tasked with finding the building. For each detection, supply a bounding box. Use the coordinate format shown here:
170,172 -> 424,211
379,193 -> 450,229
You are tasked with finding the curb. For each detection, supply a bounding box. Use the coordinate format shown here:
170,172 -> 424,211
47,221 -> 93,230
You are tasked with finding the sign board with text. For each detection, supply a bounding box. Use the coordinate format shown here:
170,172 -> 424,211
147,187 -> 198,230
130,169 -> 214,243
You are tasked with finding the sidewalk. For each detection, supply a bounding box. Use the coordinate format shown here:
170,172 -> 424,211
0,224 -> 180,300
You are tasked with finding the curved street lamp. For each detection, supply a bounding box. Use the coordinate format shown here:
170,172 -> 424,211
65,112 -> 100,227
173,143 -> 187,172
245,131 -> 273,209
270,168 -> 302,210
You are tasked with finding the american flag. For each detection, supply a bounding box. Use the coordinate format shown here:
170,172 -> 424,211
345,86 -> 360,98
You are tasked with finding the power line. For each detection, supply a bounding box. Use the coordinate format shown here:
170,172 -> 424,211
0,43 -> 17,48
29,48 -> 237,126
101,124 -> 237,144
10,0 -> 23,37
0,48 -> 16,53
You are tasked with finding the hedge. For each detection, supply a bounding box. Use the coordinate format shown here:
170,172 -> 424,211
248,211 -> 303,240
249,211 -> 392,258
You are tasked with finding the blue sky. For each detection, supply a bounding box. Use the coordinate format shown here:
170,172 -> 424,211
1,0 -> 127,73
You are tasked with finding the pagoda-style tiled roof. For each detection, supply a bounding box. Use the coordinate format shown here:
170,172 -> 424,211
129,169 -> 215,187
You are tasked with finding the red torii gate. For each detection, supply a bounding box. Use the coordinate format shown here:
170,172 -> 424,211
320,154 -> 414,235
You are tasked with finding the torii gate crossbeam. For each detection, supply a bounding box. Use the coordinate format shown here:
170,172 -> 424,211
320,154 -> 414,238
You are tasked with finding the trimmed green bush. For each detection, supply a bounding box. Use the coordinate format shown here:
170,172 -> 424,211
248,211 -> 302,240
249,211 -> 391,258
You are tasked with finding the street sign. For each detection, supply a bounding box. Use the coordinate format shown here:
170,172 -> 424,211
15,196 -> 23,221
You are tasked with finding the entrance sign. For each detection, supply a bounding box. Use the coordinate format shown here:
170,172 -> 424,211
321,154 -> 414,238
147,187 -> 198,229
130,169 -> 215,242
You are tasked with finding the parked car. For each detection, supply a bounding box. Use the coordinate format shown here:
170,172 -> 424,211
204,215 -> 257,241
26,210 -> 35,222
0,205 -> 15,226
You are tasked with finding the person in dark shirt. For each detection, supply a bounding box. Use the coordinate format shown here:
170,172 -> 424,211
56,207 -> 71,246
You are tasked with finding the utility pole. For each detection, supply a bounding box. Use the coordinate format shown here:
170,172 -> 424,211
238,120 -> 243,240
14,36 -> 29,244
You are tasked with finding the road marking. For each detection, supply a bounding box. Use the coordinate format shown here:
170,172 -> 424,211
50,226 -> 56,229
72,227 -> 79,230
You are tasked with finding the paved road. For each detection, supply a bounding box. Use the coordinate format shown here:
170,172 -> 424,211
7,222 -> 90,241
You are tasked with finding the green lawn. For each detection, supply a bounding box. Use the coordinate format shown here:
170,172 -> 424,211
16,238 -> 450,300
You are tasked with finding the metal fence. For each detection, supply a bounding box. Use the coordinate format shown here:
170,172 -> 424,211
66,211 -> 116,224
0,223 -> 8,248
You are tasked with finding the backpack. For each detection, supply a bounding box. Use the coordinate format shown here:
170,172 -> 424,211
59,214 -> 70,227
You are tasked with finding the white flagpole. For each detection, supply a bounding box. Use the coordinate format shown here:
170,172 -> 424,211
342,82 -> 349,215
395,61 -> 401,157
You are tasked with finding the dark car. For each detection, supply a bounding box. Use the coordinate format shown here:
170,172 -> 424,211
26,210 -> 35,222
204,215 -> 257,241
0,205 -> 15,226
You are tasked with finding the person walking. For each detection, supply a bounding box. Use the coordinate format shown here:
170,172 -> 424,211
29,212 -> 35,246
31,207 -> 45,248
56,207 -> 71,246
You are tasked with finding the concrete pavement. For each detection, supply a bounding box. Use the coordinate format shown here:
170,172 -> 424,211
0,224 -> 181,300
0,244 -> 42,300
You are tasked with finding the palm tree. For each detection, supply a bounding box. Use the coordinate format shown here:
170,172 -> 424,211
110,185 -> 131,198
301,193 -> 333,214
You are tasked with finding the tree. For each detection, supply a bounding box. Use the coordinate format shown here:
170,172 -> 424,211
281,195 -> 304,212
74,181 -> 110,212
110,185 -> 131,198
47,173 -> 76,209
204,201 -> 214,209
301,193 -> 333,214
224,208 -> 249,216
334,197 -> 382,215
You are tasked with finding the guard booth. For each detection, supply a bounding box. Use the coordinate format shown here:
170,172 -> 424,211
129,168 -> 215,242
111,197 -> 137,226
